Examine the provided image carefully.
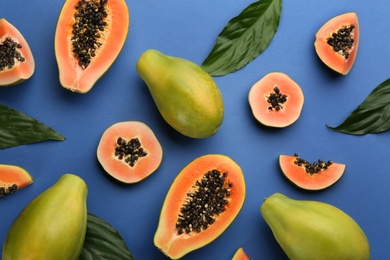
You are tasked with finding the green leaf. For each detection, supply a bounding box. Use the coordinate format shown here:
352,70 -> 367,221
0,104 -> 65,149
201,0 -> 282,76
80,212 -> 134,260
327,78 -> 390,135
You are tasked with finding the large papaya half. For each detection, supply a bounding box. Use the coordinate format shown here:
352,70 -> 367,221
2,174 -> 88,260
97,121 -> 163,183
314,12 -> 359,75
154,154 -> 246,259
0,164 -> 33,198
55,0 -> 129,93
0,18 -> 35,86
136,49 -> 224,138
248,72 -> 304,128
279,154 -> 346,190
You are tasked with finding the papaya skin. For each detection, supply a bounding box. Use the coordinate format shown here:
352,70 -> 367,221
136,49 -> 224,138
260,193 -> 370,260
2,174 -> 88,260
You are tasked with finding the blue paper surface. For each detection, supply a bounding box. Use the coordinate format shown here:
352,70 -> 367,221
1,0 -> 389,259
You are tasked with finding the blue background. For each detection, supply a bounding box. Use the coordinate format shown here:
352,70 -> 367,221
0,0 -> 389,259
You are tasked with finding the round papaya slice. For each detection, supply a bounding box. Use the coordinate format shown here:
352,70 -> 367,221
97,121 -> 163,184
0,18 -> 35,86
279,154 -> 346,190
232,247 -> 251,260
314,12 -> 359,75
0,164 -> 33,198
55,0 -> 129,93
154,154 -> 246,259
248,72 -> 304,128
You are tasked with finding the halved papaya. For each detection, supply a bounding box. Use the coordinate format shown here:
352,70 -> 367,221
0,164 -> 33,198
314,12 -> 359,75
248,72 -> 304,128
154,154 -> 246,259
279,154 -> 346,190
232,247 -> 251,260
55,0 -> 129,93
97,121 -> 163,184
0,18 -> 35,86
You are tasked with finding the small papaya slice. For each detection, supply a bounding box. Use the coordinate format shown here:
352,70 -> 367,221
279,154 -> 346,190
97,121 -> 163,184
248,72 -> 304,128
55,0 -> 129,93
314,12 -> 359,75
154,154 -> 246,259
232,247 -> 251,260
0,164 -> 33,198
0,18 -> 35,86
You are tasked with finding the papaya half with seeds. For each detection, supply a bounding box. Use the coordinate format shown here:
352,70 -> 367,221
97,121 -> 163,183
136,49 -> 224,138
55,0 -> 129,93
2,174 -> 88,260
0,164 -> 33,198
0,18 -> 35,86
279,154 -> 346,190
248,72 -> 304,128
314,12 -> 359,75
154,154 -> 245,259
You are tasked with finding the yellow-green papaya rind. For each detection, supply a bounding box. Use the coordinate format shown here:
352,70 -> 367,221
260,193 -> 370,260
2,174 -> 88,260
136,49 -> 224,138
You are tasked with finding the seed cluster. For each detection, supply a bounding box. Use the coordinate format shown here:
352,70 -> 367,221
0,184 -> 18,197
176,169 -> 233,235
267,86 -> 287,111
0,37 -> 25,71
293,153 -> 333,175
327,25 -> 355,59
71,0 -> 108,68
115,137 -> 147,167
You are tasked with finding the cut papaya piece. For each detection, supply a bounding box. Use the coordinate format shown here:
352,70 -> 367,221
55,0 -> 129,93
97,121 -> 163,184
232,247 -> 251,260
0,18 -> 35,86
154,154 -> 246,259
0,164 -> 33,198
279,154 -> 346,190
248,72 -> 304,128
314,12 -> 359,75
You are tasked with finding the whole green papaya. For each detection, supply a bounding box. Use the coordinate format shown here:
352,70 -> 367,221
260,193 -> 370,260
136,49 -> 224,138
2,174 -> 88,260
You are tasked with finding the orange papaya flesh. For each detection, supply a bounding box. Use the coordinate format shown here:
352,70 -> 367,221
0,164 -> 33,197
232,247 -> 251,260
248,72 -> 304,128
55,0 -> 129,93
154,154 -> 246,259
279,154 -> 346,191
97,121 -> 163,184
0,18 -> 35,86
314,12 -> 359,75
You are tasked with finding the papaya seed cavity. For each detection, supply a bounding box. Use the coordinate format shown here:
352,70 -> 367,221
114,137 -> 148,167
0,37 -> 25,71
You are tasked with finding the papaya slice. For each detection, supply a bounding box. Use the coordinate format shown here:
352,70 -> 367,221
279,154 -> 346,190
97,121 -> 163,184
0,164 -> 33,198
154,154 -> 246,259
232,247 -> 251,260
0,18 -> 35,86
314,12 -> 359,75
55,0 -> 129,93
248,72 -> 304,128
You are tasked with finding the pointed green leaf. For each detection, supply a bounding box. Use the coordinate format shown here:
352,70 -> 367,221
327,78 -> 390,135
0,104 -> 65,149
80,212 -> 134,260
201,0 -> 282,76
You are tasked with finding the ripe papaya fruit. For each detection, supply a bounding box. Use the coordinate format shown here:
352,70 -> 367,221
2,174 -> 88,260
